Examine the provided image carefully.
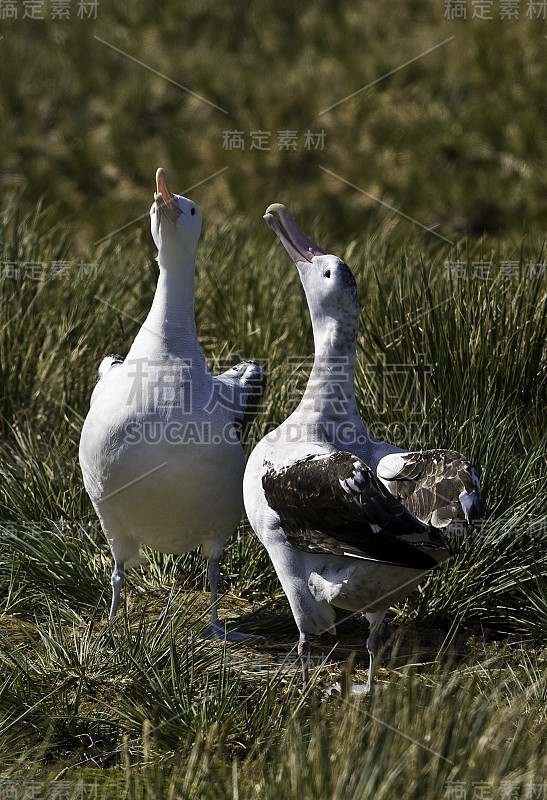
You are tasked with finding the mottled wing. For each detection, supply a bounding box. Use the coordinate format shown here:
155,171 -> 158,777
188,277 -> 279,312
377,449 -> 482,528
262,451 -> 442,570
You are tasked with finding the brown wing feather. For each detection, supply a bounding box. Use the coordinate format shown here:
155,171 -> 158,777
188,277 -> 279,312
262,452 -> 446,569
377,449 -> 482,528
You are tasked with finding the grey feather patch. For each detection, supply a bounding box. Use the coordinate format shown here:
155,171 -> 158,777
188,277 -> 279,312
262,451 -> 446,570
377,449 -> 482,529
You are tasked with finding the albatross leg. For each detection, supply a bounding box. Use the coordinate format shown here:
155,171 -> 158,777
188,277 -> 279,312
329,611 -> 386,695
363,610 -> 386,692
298,630 -> 311,687
201,558 -> 261,642
208,557 -> 221,627
109,560 -> 125,624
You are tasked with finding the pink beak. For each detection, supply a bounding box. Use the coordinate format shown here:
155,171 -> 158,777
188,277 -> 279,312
155,168 -> 182,227
263,203 -> 327,263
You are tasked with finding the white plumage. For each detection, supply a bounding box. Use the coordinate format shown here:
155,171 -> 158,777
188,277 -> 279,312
79,168 -> 266,636
243,204 -> 481,689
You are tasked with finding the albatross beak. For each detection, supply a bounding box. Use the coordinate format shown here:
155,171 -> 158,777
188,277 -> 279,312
155,167 -> 182,227
263,203 -> 326,263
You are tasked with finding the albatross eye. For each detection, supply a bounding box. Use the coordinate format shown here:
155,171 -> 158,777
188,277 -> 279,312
324,269 -> 331,278
191,207 -> 196,216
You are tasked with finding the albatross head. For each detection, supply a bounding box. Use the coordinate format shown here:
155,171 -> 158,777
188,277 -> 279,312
150,168 -> 202,269
263,203 -> 359,344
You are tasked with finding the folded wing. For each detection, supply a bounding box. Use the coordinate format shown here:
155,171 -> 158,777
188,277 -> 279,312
262,451 -> 450,570
376,449 -> 482,529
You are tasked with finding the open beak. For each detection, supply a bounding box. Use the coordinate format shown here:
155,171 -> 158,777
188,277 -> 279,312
263,203 -> 326,263
155,168 -> 182,227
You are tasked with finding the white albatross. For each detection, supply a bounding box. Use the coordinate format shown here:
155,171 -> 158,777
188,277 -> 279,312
79,168 -> 266,637
243,204 -> 481,690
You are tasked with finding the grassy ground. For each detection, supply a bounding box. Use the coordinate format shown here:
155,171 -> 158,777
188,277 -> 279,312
0,192 -> 545,796
1,1 -> 546,797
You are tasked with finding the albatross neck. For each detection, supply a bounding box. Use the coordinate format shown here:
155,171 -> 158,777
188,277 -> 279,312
131,248 -> 203,360
298,316 -> 360,420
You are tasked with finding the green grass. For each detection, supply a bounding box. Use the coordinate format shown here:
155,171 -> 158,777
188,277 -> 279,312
1,2 -> 547,795
1,2 -> 547,245
0,191 -> 545,795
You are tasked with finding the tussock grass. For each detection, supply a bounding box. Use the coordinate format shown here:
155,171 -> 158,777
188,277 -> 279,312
1,1 -> 546,792
0,196 -> 545,791
0,645 -> 545,797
